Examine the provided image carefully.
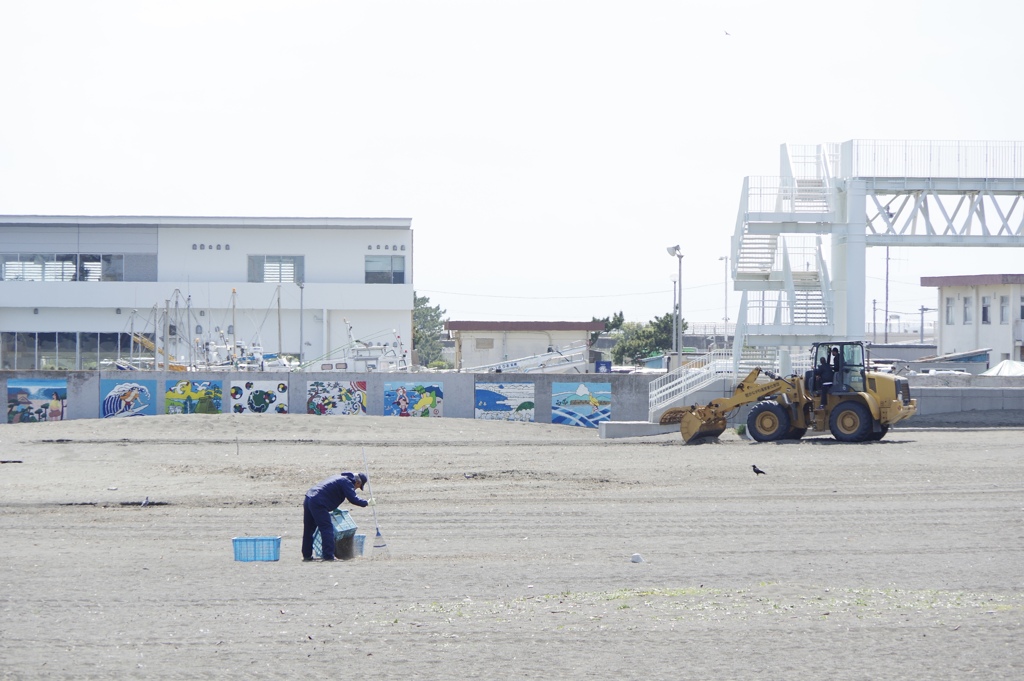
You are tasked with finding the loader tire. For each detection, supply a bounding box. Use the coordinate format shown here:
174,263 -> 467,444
866,425 -> 889,441
785,426 -> 807,440
747,402 -> 791,442
829,402 -> 873,442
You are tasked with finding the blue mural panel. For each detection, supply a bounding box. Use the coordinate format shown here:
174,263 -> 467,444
384,382 -> 444,417
551,382 -> 611,428
100,379 -> 157,417
475,382 -> 535,422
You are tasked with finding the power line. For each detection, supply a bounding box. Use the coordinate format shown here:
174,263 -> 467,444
417,281 -> 721,301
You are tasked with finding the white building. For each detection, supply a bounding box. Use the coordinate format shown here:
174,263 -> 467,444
445,321 -> 605,372
922,274 -> 1024,362
0,216 -> 414,371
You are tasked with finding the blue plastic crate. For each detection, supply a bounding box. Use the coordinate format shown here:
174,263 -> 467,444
312,509 -> 358,558
233,536 -> 281,562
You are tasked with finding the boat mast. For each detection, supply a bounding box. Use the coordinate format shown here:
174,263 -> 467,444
231,288 -> 237,363
276,285 -> 283,357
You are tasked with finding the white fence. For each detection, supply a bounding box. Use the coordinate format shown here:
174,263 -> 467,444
841,140 -> 1024,179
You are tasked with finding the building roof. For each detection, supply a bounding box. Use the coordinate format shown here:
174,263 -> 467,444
920,274 -> 1024,287
0,215 -> 411,230
445,321 -> 606,332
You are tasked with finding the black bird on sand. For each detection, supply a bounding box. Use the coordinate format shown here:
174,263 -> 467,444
752,465 -> 766,476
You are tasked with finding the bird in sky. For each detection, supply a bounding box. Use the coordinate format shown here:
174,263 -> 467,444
724,30 -> 731,36
752,465 -> 766,476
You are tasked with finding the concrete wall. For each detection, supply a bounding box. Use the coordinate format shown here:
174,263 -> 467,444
2,370 -> 662,424
912,386 -> 1024,414
5,370 -> 1022,427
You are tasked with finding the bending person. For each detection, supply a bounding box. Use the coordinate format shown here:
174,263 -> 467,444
301,471 -> 370,562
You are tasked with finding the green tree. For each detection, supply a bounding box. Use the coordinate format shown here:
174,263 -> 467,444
611,322 -> 657,365
610,314 -> 686,365
651,312 -> 681,351
413,292 -> 448,367
590,311 -> 624,345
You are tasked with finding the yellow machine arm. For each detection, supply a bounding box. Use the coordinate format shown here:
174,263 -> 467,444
661,368 -> 799,444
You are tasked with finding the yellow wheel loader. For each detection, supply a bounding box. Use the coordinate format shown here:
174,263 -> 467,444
660,341 -> 916,444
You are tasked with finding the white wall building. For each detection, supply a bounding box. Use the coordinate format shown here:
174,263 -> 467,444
445,321 -> 605,371
922,274 -> 1024,362
0,216 -> 414,370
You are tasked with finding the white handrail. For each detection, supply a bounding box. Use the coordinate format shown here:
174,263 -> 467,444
647,350 -> 735,421
461,341 -> 589,374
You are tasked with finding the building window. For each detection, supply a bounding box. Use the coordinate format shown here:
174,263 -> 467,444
963,297 -> 973,325
1000,296 -> 1009,324
365,255 -> 405,284
78,254 -> 124,281
981,296 -> 991,324
1,253 -> 124,281
248,255 -> 304,283
474,338 -> 495,350
945,297 -> 954,325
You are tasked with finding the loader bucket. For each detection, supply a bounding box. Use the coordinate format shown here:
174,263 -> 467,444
679,410 -> 727,444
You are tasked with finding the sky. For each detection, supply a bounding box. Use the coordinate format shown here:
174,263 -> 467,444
3,0 -> 1023,331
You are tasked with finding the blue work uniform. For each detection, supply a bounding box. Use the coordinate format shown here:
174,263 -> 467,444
301,472 -> 368,560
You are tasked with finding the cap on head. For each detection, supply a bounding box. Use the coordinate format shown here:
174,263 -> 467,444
356,473 -> 368,489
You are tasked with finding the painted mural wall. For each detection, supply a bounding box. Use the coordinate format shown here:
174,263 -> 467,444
384,382 -> 444,417
7,378 -> 67,423
231,381 -> 289,414
165,380 -> 223,414
306,380 -> 368,415
475,382 -> 535,422
2,370 -> 672,424
551,381 -> 611,428
100,380 -> 157,417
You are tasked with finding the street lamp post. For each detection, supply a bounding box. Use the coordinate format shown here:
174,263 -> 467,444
666,245 -> 684,358
670,273 -> 678,354
719,255 -> 729,347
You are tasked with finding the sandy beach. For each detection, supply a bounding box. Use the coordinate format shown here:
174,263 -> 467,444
1,415 -> 1022,680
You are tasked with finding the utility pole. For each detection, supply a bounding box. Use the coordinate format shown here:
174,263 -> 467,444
163,299 -> 171,372
884,247 -> 890,344
919,306 -> 935,344
872,299 -> 877,344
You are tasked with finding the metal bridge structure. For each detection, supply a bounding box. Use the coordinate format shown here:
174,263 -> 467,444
652,139 -> 1024,421
731,139 -> 1024,369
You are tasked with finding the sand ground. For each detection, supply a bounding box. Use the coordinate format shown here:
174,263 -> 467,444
1,415 -> 1022,680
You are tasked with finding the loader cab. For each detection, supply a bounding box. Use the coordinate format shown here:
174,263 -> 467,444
810,341 -> 866,395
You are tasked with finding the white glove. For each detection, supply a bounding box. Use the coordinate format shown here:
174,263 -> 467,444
367,498 -> 376,506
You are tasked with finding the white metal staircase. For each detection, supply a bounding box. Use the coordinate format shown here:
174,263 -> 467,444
651,139 -> 1024,422
731,144 -> 838,351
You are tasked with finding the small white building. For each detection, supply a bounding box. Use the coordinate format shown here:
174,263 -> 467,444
445,321 -> 605,372
0,215 -> 414,370
921,274 -> 1024,362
